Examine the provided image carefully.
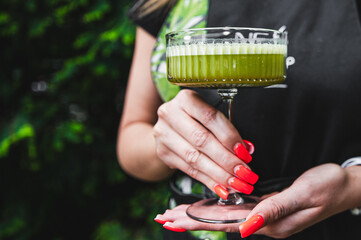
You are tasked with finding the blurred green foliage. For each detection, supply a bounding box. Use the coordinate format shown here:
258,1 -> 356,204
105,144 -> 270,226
0,0 -> 168,239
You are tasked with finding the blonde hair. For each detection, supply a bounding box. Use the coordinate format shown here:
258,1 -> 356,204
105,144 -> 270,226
138,0 -> 175,17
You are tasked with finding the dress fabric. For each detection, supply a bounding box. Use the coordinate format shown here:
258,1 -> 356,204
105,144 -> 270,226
129,0 -> 361,239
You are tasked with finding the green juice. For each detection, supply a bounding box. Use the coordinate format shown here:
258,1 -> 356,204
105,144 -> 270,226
167,44 -> 286,88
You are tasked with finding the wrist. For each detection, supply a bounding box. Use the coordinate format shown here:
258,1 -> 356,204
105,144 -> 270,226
342,165 -> 361,214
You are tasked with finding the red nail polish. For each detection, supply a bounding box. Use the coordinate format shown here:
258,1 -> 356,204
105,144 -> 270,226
234,143 -> 252,163
239,214 -> 264,238
214,184 -> 229,200
163,225 -> 187,232
234,165 -> 259,185
154,218 -> 167,225
243,140 -> 255,155
229,177 -> 254,195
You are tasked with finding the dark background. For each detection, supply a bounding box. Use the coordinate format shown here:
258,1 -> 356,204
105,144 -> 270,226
0,0 -> 168,239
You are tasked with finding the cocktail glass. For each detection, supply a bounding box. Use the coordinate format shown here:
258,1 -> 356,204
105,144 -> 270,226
166,27 -> 287,224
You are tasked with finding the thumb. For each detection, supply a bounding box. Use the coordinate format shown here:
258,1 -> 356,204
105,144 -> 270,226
238,189 -> 300,238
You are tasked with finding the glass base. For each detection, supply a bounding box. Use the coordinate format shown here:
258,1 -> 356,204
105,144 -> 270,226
186,193 -> 260,224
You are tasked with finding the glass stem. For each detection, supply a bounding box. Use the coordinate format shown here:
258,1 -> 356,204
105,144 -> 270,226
217,88 -> 239,204
217,88 -> 238,122
226,98 -> 233,122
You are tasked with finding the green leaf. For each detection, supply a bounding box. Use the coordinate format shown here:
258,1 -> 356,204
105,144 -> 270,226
0,217 -> 26,238
83,2 -> 110,23
94,221 -> 129,240
189,230 -> 227,240
0,122 -> 36,158
29,17 -> 53,38
0,12 -> 10,24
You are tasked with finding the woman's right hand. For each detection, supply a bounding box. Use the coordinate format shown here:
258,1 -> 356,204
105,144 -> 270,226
153,89 -> 259,198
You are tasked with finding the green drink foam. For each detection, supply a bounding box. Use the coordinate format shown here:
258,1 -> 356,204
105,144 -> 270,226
167,43 -> 286,88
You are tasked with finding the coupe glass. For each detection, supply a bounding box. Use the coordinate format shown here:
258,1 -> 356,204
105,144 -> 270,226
166,27 -> 287,224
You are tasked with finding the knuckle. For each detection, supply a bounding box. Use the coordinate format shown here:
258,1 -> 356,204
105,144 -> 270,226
201,107 -> 218,125
155,145 -> 168,159
215,125 -> 240,149
157,104 -> 168,118
187,166 -> 199,179
174,89 -> 195,108
192,129 -> 209,148
153,124 -> 161,137
223,132 -> 239,147
268,199 -> 288,221
177,89 -> 193,99
185,149 -> 200,165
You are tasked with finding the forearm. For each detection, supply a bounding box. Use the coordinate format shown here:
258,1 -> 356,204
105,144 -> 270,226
117,122 -> 174,181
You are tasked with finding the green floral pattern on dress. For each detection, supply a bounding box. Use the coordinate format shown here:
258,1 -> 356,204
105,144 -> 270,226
151,1 -> 227,239
151,0 -> 208,102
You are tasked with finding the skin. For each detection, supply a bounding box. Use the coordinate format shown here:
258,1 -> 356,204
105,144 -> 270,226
118,27 -> 251,190
117,27 -> 171,181
118,28 -> 361,238
156,164 -> 361,238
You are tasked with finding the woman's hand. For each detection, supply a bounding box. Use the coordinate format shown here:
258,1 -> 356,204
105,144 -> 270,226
155,163 -> 359,238
153,89 -> 258,198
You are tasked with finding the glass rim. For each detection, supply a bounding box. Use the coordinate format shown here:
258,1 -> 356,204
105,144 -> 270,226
166,27 -> 287,38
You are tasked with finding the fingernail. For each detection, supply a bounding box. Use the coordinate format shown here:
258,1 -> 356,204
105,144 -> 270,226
239,214 -> 264,238
154,217 -> 167,225
243,140 -> 255,155
229,177 -> 254,195
163,223 -> 187,232
234,143 -> 252,163
214,184 -> 229,200
234,165 -> 259,185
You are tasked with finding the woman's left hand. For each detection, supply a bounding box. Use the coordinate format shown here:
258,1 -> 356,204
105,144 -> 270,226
155,163 -> 357,238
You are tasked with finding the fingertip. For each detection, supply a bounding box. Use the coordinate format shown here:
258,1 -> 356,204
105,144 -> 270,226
234,165 -> 259,185
239,214 -> 264,238
163,222 -> 187,232
243,140 -> 255,155
214,184 -> 229,200
229,177 -> 254,195
234,143 -> 253,163
154,216 -> 167,225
